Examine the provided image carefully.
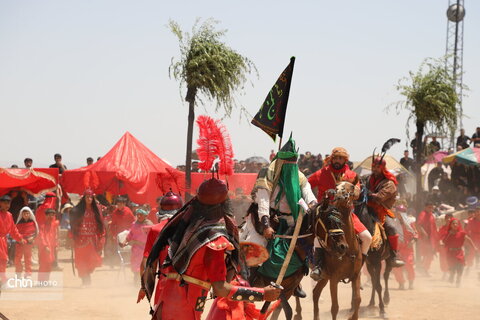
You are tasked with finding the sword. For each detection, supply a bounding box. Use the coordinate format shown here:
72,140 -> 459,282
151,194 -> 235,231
260,199 -> 308,314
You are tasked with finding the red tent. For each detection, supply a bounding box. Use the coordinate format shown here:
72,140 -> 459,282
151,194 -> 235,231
0,168 -> 58,196
61,132 -> 184,205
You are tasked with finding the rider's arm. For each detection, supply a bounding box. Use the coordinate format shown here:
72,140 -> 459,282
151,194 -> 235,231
255,188 -> 271,219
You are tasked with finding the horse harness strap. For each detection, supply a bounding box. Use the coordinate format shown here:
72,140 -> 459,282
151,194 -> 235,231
315,207 -> 345,248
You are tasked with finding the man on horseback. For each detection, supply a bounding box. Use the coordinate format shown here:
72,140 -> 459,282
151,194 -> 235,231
241,135 -> 317,298
308,147 -> 372,280
367,156 -> 405,267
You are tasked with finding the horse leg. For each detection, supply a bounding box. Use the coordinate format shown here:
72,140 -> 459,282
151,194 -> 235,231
375,266 -> 385,317
313,279 -> 328,320
280,292 -> 293,320
293,296 -> 302,320
271,303 -> 282,320
329,279 -> 339,320
367,262 -> 376,307
348,275 -> 362,320
383,260 -> 392,305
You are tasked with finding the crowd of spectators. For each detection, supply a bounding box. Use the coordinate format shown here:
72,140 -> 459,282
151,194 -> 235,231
404,127 -> 480,213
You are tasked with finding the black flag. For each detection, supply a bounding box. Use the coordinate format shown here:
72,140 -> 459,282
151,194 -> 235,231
251,57 -> 295,141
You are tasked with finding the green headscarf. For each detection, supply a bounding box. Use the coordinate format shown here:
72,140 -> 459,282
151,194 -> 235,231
274,134 -> 301,220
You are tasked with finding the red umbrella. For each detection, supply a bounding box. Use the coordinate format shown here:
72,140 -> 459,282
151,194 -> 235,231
0,168 -> 57,196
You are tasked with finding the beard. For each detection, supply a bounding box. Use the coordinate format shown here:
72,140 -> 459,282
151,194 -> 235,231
332,162 -> 344,170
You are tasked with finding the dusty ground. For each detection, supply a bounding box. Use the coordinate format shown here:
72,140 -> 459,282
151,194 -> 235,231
1,248 -> 480,320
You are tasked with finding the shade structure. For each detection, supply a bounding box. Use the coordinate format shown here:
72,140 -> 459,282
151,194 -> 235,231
426,151 -> 449,164
0,168 -> 58,196
61,132 -> 184,205
353,154 -> 412,177
443,147 -> 480,166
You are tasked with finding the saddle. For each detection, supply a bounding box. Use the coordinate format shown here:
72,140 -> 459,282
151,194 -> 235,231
370,222 -> 387,250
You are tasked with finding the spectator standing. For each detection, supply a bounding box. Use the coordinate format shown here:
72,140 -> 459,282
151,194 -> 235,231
400,150 -> 414,171
14,207 -> 39,278
471,127 -> 480,147
86,157 -> 94,166
429,136 -> 441,152
269,149 -> 276,161
428,162 -> 444,191
0,195 -> 26,284
24,158 -> 33,169
49,153 -> 67,174
456,129 -> 471,149
37,208 -> 59,281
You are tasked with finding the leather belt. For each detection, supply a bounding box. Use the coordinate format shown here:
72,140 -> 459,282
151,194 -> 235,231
165,273 -> 211,290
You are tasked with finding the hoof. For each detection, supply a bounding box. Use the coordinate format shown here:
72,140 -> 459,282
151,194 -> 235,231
384,296 -> 390,305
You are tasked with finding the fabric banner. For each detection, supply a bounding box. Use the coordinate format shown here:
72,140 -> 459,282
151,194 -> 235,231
251,57 -> 295,141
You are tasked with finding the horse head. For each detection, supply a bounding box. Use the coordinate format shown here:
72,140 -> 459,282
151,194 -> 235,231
314,203 -> 348,259
332,181 -> 357,211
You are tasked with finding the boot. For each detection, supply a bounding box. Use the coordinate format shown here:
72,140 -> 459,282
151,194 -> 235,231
388,235 -> 405,268
293,284 -> 307,298
310,248 -> 325,281
408,280 -> 414,290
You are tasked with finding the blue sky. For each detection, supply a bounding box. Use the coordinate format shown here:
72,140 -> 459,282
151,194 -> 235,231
1,0 -> 479,168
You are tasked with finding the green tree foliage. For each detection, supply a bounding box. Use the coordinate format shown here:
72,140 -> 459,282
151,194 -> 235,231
168,18 -> 257,192
395,57 -> 459,136
394,57 -> 461,210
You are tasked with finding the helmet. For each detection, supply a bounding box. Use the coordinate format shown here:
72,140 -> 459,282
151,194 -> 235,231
160,191 -> 183,211
197,178 -> 228,205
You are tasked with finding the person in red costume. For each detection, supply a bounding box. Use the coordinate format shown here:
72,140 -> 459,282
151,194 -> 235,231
465,201 -> 480,269
110,196 -> 135,238
137,191 -> 184,307
70,189 -> 105,286
35,192 -> 57,226
438,213 -> 454,279
308,147 -> 372,280
392,205 -> 418,290
442,218 -> 477,287
0,195 -> 26,285
144,178 -> 280,320
37,209 -> 59,281
14,206 -> 39,278
367,156 -> 404,267
417,201 -> 439,276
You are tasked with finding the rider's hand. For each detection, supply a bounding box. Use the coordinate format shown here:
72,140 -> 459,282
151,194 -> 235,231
137,288 -> 146,303
263,285 -> 281,301
263,227 -> 275,240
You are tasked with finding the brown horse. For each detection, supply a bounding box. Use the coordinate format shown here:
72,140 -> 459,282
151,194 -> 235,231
312,182 -> 363,320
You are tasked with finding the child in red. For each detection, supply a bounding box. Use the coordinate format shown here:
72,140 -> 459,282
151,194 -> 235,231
442,218 -> 477,287
438,213 -> 453,280
37,209 -> 59,281
14,206 -> 39,278
392,206 -> 418,290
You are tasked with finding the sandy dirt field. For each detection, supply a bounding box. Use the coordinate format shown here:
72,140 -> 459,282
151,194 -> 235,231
1,247 -> 480,320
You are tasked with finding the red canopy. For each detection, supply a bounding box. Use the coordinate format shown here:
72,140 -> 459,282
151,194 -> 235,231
0,168 -> 58,196
61,132 -> 184,205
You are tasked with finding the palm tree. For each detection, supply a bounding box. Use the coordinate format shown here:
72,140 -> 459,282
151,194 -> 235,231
395,57 -> 460,210
169,19 -> 256,195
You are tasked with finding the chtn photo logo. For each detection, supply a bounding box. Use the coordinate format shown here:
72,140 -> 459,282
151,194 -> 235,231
5,274 -> 59,289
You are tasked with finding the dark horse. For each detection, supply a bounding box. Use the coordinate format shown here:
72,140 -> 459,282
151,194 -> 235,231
249,209 -> 313,320
354,182 -> 392,317
312,182 -> 363,320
